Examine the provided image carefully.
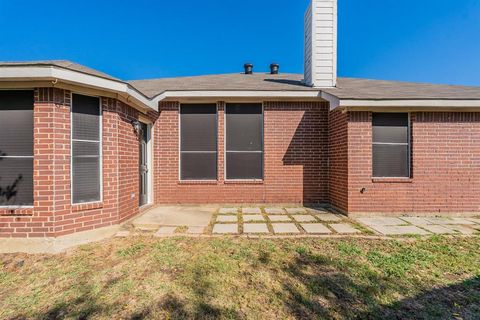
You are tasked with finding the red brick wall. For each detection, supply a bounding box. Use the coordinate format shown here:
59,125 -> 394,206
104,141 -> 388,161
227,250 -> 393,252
0,88 -> 157,238
328,110 -> 349,212
154,101 -> 329,204
347,111 -> 480,215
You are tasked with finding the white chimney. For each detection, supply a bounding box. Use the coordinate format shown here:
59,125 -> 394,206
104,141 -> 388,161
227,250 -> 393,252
304,0 -> 337,87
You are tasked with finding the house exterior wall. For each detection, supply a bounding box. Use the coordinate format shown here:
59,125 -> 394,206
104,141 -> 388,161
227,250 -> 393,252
0,88 -> 158,238
345,111 -> 480,215
154,101 -> 329,204
328,110 -> 348,212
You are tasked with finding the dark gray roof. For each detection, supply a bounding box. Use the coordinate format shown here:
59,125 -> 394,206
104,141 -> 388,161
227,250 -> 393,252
129,73 -> 315,98
325,77 -> 480,100
0,60 -> 120,81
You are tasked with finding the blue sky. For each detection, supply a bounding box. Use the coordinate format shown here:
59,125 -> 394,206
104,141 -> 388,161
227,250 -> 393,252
0,0 -> 479,85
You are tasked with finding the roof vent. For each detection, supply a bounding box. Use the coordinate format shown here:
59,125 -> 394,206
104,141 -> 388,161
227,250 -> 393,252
270,63 -> 279,75
244,63 -> 253,75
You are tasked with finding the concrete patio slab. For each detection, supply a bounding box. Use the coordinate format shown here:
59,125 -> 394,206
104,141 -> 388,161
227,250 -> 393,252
400,217 -> 433,225
291,215 -> 317,222
216,215 -> 238,223
268,215 -> 292,222
316,213 -> 342,222
133,205 -> 216,229
219,207 -> 239,214
242,207 -> 262,214
301,223 -> 332,234
243,215 -> 265,222
154,227 -> 177,237
272,223 -> 301,234
330,223 -> 360,234
420,225 -> 457,234
285,207 -> 307,214
370,225 -> 430,236
213,224 -> 238,234
264,207 -> 286,214
243,223 -> 269,234
445,225 -> 479,235
357,217 -> 407,226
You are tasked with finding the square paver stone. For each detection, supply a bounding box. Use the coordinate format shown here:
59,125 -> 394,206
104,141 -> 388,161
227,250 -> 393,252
243,215 -> 265,222
316,213 -> 342,222
272,223 -> 301,234
285,207 -> 307,214
370,225 -> 430,236
115,231 -> 131,237
219,207 -> 239,214
420,224 -> 457,234
212,224 -> 238,234
301,223 -> 332,234
217,215 -> 238,223
400,217 -> 433,225
264,207 -> 286,214
154,226 -> 177,237
242,207 -> 262,214
292,215 -> 317,222
426,217 -> 476,225
357,217 -> 407,226
446,225 -> 479,235
187,226 -> 205,234
268,215 -> 292,222
330,223 -> 360,234
243,223 -> 270,234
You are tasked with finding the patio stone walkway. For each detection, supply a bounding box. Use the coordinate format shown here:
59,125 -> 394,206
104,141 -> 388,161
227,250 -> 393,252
131,205 -> 480,238
355,216 -> 480,236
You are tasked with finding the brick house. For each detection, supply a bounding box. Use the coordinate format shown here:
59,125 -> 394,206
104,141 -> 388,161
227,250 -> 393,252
1,0 -> 480,239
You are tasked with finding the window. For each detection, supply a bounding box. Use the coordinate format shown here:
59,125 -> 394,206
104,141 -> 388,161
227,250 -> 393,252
180,104 -> 217,180
0,90 -> 34,206
225,103 -> 263,180
372,113 -> 410,177
71,94 -> 101,204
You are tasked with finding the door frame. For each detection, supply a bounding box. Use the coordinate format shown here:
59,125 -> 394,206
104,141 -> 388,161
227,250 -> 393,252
139,117 -> 154,207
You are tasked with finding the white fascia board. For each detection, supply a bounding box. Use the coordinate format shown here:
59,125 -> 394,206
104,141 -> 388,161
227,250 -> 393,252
0,66 -> 156,111
320,91 -> 340,110
152,90 -> 322,103
338,99 -> 480,108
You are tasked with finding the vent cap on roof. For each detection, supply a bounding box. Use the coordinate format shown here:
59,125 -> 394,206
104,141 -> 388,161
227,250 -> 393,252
244,63 -> 253,74
270,63 -> 279,74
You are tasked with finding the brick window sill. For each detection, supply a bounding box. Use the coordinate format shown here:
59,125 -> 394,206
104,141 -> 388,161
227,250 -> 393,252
71,202 -> 103,212
372,177 -> 413,183
0,207 -> 34,216
178,180 -> 218,185
224,180 -> 264,185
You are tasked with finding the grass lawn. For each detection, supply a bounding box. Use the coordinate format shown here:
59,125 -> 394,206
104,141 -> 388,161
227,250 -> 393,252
1,235 -> 480,319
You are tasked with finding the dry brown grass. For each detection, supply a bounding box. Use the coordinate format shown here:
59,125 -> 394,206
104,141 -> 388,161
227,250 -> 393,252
1,235 -> 480,319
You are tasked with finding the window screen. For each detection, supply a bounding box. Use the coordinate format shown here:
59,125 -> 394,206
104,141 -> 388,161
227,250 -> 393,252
180,104 -> 217,180
0,90 -> 34,206
372,113 -> 410,177
72,94 -> 101,203
225,103 -> 263,180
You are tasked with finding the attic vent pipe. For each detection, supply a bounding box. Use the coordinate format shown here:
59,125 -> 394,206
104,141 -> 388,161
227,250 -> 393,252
270,63 -> 279,74
244,63 -> 253,74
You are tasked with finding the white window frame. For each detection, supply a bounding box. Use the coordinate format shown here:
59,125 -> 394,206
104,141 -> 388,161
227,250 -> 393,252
372,112 -> 411,178
178,103 -> 219,181
70,92 -> 103,205
224,102 -> 265,182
